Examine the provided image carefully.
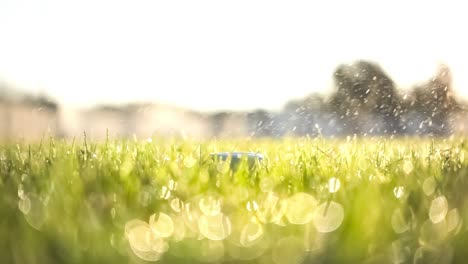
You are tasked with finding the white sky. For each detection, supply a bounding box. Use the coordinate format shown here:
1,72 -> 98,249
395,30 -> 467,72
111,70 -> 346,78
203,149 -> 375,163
0,0 -> 467,112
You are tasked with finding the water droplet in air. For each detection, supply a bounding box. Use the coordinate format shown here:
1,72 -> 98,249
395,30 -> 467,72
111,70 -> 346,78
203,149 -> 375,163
429,196 -> 448,224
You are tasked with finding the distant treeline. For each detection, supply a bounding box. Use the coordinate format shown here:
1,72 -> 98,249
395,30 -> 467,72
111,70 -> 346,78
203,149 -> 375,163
1,61 -> 467,139
0,83 -> 58,111
244,61 -> 466,137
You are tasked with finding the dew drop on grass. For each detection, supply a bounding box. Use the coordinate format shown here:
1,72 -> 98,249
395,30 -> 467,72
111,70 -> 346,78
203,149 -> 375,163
170,198 -> 183,213
402,160 -> 414,174
125,219 -> 148,238
391,208 -> 410,234
246,200 -> 258,212
446,208 -> 461,233
239,221 -> 264,247
312,201 -> 344,233
198,213 -> 232,240
272,236 -> 306,264
21,193 -> 46,230
168,179 -> 177,190
18,196 -> 31,214
110,233 -> 115,247
159,186 -> 171,200
419,219 -> 448,246
127,222 -> 154,250
21,173 -> 28,182
199,196 -> 222,216
285,193 -> 317,225
328,177 -> 341,193
150,236 -> 169,253
184,155 -> 197,168
149,213 -> 174,238
18,186 -> 25,199
423,177 -> 436,196
256,192 -> 286,224
429,196 -> 448,224
125,219 -> 168,261
393,186 -> 405,199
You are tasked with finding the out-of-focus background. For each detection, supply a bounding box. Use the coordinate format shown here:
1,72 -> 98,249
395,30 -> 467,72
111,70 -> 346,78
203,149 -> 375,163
1,0 -> 467,140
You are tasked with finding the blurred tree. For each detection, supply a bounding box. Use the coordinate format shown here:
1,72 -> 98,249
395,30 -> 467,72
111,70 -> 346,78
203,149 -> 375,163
329,60 -> 401,135
247,110 -> 274,137
410,64 -> 458,135
210,112 -> 228,137
283,93 -> 326,136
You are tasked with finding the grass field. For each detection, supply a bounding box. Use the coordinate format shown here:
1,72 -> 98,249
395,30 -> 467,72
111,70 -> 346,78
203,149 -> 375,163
1,137 -> 468,264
